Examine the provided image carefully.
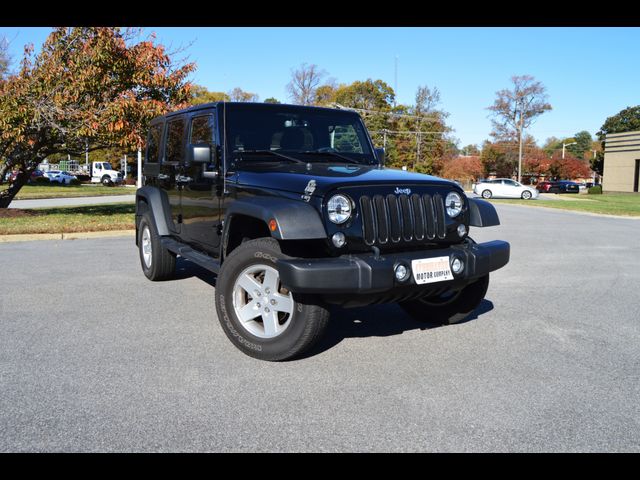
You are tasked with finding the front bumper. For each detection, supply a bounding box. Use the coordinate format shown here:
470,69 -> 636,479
277,240 -> 510,294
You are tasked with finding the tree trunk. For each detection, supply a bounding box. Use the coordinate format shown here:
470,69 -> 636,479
0,169 -> 31,208
0,163 -> 11,185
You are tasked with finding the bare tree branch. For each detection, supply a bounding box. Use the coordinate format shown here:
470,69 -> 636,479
287,63 -> 326,106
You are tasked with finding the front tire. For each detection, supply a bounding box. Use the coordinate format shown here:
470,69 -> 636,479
399,274 -> 490,325
215,237 -> 329,361
521,190 -> 532,200
102,175 -> 112,186
481,189 -> 492,199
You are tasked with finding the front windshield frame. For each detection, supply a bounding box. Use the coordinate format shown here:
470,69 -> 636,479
222,104 -> 377,168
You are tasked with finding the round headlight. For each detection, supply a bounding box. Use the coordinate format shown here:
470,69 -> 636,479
327,194 -> 352,224
445,191 -> 463,217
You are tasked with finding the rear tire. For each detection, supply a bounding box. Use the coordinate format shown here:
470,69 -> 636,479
215,237 -> 329,361
399,274 -> 490,325
138,214 -> 176,281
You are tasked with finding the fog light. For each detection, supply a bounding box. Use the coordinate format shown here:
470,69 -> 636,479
451,257 -> 464,274
332,232 -> 346,248
457,224 -> 467,237
394,264 -> 409,282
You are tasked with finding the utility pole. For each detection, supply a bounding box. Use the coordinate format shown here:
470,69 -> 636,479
517,104 -> 524,183
394,55 -> 398,108
416,116 -> 422,166
137,148 -> 142,189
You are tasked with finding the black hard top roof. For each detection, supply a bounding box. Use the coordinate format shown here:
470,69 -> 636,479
153,102 -> 359,122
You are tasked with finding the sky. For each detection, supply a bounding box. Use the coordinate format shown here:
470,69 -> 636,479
2,27 -> 639,148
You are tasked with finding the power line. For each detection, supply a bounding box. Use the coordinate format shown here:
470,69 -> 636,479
371,130 -> 449,135
332,103 -> 445,121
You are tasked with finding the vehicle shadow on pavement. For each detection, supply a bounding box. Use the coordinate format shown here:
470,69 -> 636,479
171,257 -> 495,359
173,257 -> 218,287
303,299 -> 494,358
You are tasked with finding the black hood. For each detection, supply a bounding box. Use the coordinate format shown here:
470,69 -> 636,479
235,163 -> 458,198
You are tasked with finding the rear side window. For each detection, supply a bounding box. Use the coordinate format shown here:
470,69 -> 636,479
190,115 -> 215,145
166,118 -> 186,164
146,123 -> 163,163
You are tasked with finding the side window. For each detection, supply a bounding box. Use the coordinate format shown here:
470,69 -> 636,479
331,125 -> 364,153
165,118 -> 186,164
146,123 -> 163,163
190,115 -> 215,145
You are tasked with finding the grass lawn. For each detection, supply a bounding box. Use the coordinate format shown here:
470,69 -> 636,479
0,184 -> 135,200
489,192 -> 640,217
0,203 -> 135,235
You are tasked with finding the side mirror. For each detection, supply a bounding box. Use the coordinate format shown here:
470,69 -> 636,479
375,147 -> 386,167
189,143 -> 215,164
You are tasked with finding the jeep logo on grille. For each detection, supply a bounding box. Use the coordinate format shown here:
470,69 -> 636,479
394,187 -> 411,195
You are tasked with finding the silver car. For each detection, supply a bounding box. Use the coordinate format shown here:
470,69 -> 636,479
46,170 -> 78,185
473,178 -> 539,200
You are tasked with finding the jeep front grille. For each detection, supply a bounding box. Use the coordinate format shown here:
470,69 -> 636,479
359,193 -> 447,246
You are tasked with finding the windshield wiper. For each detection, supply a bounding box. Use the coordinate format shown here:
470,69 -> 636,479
301,150 -> 362,164
235,149 -> 306,164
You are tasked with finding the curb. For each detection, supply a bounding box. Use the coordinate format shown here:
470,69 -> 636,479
0,229 -> 136,243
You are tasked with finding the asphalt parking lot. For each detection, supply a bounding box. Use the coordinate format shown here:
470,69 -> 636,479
1,203 -> 639,452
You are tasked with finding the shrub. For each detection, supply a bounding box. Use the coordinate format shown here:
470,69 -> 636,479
588,185 -> 602,194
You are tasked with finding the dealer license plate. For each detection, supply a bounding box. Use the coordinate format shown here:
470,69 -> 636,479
411,256 -> 453,285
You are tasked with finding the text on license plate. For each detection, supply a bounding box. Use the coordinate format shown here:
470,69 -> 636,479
411,256 -> 453,285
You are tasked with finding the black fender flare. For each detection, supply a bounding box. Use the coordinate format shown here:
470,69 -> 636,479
135,186 -> 176,239
468,197 -> 500,227
223,196 -> 327,245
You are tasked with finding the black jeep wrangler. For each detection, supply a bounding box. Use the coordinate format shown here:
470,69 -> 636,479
135,102 -> 509,361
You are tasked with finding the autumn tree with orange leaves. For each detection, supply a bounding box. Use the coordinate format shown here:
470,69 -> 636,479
0,27 -> 194,207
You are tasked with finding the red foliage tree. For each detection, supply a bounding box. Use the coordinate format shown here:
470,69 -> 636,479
440,155 -> 483,181
548,151 -> 591,180
0,27 -> 195,207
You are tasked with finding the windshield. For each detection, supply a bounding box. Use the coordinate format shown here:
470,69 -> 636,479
102,163 -> 113,170
223,104 -> 376,165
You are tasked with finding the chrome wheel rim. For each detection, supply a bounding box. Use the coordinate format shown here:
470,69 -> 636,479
141,226 -> 152,268
232,264 -> 294,339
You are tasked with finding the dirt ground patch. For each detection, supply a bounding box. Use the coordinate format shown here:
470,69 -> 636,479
0,208 -> 40,218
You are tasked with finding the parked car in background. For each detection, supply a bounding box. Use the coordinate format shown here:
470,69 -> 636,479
473,178 -> 539,200
46,170 -> 77,185
29,170 -> 46,183
536,181 -> 554,193
549,180 -> 580,194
